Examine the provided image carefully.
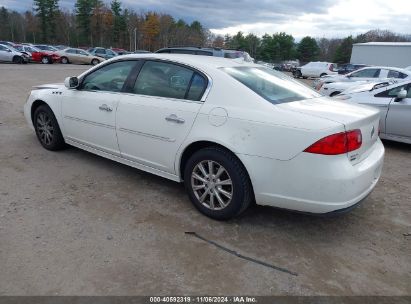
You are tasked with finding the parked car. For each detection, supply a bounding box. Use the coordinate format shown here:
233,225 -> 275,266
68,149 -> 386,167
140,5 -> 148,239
14,44 -> 60,64
293,62 -> 337,78
88,47 -> 118,59
405,66 -> 411,71
156,47 -> 254,62
24,54 -> 384,219
56,48 -> 105,65
314,66 -> 411,91
0,44 -> 29,63
111,48 -> 132,55
0,41 -> 17,48
34,44 -> 59,52
335,80 -> 411,144
320,80 -> 396,97
337,63 -> 368,75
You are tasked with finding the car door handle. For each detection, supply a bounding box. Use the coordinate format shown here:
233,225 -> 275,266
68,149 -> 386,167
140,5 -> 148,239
165,114 -> 185,124
99,104 -> 112,112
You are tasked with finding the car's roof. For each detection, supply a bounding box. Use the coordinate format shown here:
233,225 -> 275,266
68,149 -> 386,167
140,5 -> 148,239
113,53 -> 258,70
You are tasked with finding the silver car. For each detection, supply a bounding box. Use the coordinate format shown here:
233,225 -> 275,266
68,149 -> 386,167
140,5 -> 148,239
0,44 -> 29,64
336,80 -> 411,144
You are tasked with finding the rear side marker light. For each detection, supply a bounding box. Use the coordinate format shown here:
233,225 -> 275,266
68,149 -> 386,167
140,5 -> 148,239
304,129 -> 362,155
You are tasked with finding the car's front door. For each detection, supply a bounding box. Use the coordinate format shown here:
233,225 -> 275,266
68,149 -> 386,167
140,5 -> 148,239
386,83 -> 411,140
62,60 -> 139,155
116,60 -> 208,174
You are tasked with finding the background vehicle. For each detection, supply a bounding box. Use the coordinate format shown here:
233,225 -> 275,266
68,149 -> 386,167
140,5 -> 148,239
320,80 -> 394,97
294,62 -> 337,78
314,66 -> 411,91
88,47 -> 118,59
56,48 -> 105,65
156,47 -> 254,62
336,80 -> 411,144
337,63 -> 368,74
24,54 -> 383,219
34,45 -> 59,52
0,44 -> 29,64
14,44 -> 60,64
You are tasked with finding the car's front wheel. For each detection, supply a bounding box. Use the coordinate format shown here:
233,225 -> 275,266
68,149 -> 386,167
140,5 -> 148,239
91,59 -> 100,65
41,56 -> 51,64
184,147 -> 253,220
33,105 -> 66,151
61,57 -> 69,64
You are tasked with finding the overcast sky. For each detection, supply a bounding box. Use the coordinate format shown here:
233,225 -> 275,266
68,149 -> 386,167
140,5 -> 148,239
1,0 -> 410,38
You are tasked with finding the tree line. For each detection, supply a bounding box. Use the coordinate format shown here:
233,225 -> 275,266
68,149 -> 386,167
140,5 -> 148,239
0,0 -> 410,63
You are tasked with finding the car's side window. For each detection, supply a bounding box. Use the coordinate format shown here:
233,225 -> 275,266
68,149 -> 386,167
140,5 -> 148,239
81,60 -> 137,93
0,45 -> 8,51
351,68 -> 380,78
133,60 -> 207,101
187,73 -> 207,100
95,49 -> 105,54
78,50 -> 88,56
66,49 -> 77,54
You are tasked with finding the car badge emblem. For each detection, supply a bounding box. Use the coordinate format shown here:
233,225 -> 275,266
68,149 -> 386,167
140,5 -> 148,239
371,126 -> 375,138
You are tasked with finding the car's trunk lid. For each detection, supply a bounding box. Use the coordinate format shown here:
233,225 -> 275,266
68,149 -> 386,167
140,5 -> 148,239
279,97 -> 380,164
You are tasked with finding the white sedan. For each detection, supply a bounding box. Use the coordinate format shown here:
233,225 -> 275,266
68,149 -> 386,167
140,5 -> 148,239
24,54 -> 384,219
336,80 -> 411,144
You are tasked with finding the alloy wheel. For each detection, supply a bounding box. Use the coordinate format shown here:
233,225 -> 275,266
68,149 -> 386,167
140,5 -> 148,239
191,160 -> 233,210
36,112 -> 54,146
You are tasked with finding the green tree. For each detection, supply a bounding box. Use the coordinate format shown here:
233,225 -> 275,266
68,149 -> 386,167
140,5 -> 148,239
297,36 -> 319,62
75,0 -> 101,45
333,36 -> 354,63
111,0 -> 126,46
33,0 -> 59,42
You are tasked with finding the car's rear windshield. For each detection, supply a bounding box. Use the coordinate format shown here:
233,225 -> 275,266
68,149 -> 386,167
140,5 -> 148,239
223,66 -> 321,104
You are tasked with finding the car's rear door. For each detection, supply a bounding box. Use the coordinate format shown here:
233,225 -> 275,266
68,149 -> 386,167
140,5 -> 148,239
116,59 -> 208,174
62,60 -> 139,155
0,45 -> 13,62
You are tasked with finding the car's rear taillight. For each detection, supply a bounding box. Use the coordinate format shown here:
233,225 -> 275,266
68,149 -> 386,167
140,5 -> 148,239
304,130 -> 362,155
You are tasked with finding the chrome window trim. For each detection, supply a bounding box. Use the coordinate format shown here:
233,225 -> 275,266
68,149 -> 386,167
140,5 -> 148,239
78,57 -> 213,102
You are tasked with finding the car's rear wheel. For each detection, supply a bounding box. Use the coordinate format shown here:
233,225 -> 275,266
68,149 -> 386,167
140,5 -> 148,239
91,59 -> 100,65
12,56 -> 23,64
183,147 -> 253,220
33,105 -> 66,151
294,70 -> 302,78
41,56 -> 50,64
61,57 -> 69,64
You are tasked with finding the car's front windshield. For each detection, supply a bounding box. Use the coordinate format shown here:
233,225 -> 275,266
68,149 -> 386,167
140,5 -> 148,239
223,66 -> 321,104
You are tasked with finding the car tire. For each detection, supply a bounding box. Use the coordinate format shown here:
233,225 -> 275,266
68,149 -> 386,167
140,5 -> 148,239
61,57 -> 69,64
320,73 -> 327,77
294,70 -> 302,78
33,105 -> 66,151
91,59 -> 100,65
183,146 -> 253,220
12,56 -> 23,64
41,56 -> 50,64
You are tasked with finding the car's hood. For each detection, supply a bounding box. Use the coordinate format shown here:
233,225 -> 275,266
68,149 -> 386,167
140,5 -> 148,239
278,97 -> 379,127
33,83 -> 64,90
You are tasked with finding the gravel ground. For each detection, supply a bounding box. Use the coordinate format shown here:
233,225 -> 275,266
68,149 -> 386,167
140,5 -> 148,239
0,64 -> 410,296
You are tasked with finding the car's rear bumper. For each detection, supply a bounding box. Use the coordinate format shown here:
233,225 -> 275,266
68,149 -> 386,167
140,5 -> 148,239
237,139 -> 384,214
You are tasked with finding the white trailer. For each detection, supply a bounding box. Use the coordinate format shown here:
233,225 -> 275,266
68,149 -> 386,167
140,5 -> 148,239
350,42 -> 411,68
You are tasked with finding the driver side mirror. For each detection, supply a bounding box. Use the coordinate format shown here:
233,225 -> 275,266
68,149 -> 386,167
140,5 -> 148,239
64,76 -> 79,89
396,89 -> 407,100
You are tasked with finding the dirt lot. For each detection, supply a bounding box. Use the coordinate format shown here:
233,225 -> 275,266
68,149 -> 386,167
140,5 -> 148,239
0,64 -> 410,296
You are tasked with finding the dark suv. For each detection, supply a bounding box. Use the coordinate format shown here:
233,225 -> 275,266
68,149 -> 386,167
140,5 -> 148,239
155,47 -> 253,62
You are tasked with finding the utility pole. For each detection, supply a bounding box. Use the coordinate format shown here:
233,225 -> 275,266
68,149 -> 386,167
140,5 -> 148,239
134,27 -> 137,51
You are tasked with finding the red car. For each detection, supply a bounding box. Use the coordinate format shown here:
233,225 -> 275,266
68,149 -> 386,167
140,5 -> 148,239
14,45 -> 60,64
